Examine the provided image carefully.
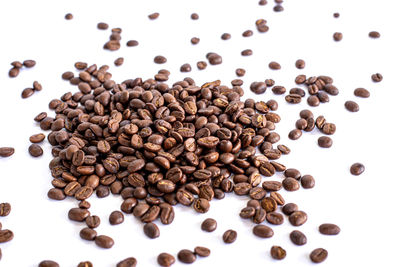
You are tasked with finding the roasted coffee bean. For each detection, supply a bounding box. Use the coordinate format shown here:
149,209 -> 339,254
333,32 -> 343,41
295,59 -> 305,69
221,33 -> 231,40
85,215 -> 100,228
350,163 -> 365,175
222,229 -> 237,243
241,49 -> 253,56
117,257 -> 137,267
288,129 -> 302,140
289,211 -> 308,226
285,94 -> 301,104
201,218 -> 217,232
197,61 -> 207,70
300,109 -> 314,119
295,119 -> 307,130
77,261 -> 93,267
48,188 -> 66,200
30,133 -> 45,143
206,52 -> 222,65
242,30 -> 253,37
29,144 -> 43,157
322,123 -> 336,135
23,59 -> 36,68
319,223 -> 340,235
262,181 -> 282,191
282,178 -> 300,191
193,198 -> 210,213
178,249 -> 196,264
240,206 -> 256,219
273,5 -> 284,12
109,211 -> 124,225
253,225 -> 274,238
250,82 -> 267,94
157,253 -> 175,267
9,67 -> 20,77
0,147 -> 15,157
127,40 -> 139,47
148,12 -> 160,19
344,99 -> 361,112
284,168 -> 301,179
236,68 -> 246,77
268,61 -> 281,70
115,57 -> 124,66
143,222 -> 160,239
369,31 -> 380,38
371,73 -> 383,82
272,86 -> 286,95
354,88 -> 370,98
194,246 -> 210,257
282,203 -> 298,215
307,95 -> 320,106
333,12 -> 340,18
80,227 -> 97,241
97,22 -> 109,30
270,246 -> 286,260
154,56 -> 167,64
0,203 -> 11,217
38,260 -> 60,267
33,81 -> 42,91
290,230 -> 307,245
266,212 -> 284,225
180,63 -> 192,72
261,197 -> 277,212
191,37 -> 200,44
22,88 -> 35,98
301,175 -> 315,189
95,235 -> 114,249
310,248 -> 328,263
318,136 -> 333,148
0,229 -> 14,243
190,13 -> 199,20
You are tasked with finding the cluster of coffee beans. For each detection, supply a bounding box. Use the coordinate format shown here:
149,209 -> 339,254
8,59 -> 36,78
21,81 -> 42,99
103,28 -> 122,51
0,203 -> 13,260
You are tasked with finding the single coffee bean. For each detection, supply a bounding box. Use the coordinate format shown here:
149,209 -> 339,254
223,229 -> 237,243
371,73 -> 383,82
273,5 -> 284,12
201,218 -> 217,232
0,203 -> 11,216
288,129 -> 302,140
285,94 -> 302,104
0,229 -> 14,243
154,56 -> 167,64
197,61 -> 207,70
236,68 -> 246,77
194,246 -> 210,257
47,188 -> 66,200
29,144 -> 43,157
253,225 -> 274,238
350,162 -> 365,175
80,227 -> 97,241
240,206 -> 256,218
282,203 -> 298,215
282,178 -> 300,191
295,59 -> 305,69
109,210 -> 124,225
178,249 -> 196,264
23,59 -> 36,68
241,49 -> 253,56
307,95 -> 320,106
38,260 -> 60,267
242,30 -> 253,37
268,61 -> 281,70
190,13 -> 199,20
85,215 -> 100,228
333,32 -> 343,41
114,57 -> 124,66
284,168 -> 301,179
97,22 -> 109,30
290,230 -> 307,245
206,52 -> 222,65
180,63 -> 192,72
117,257 -> 137,267
289,211 -> 308,226
333,12 -> 340,18
221,33 -> 231,40
369,31 -> 380,38
95,235 -> 114,249
301,175 -> 315,189
250,82 -> 267,94
266,212 -> 284,225
157,253 -> 175,267
191,37 -> 200,44
318,136 -> 333,148
354,88 -> 370,98
310,248 -> 328,263
30,133 -> 45,143
9,67 -> 20,77
272,85 -> 286,95
344,101 -> 359,112
322,123 -> 336,135
270,246 -> 286,260
22,88 -> 35,99
68,208 -> 90,222
148,12 -> 160,20
300,109 -> 314,119
0,147 -> 15,157
319,223 -> 341,235
143,222 -> 160,239
77,261 -> 93,267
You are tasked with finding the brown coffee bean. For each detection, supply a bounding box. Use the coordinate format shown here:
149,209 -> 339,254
29,144 -> 43,157
201,218 -> 217,232
295,59 -> 305,69
310,248 -> 328,263
301,175 -> 315,189
190,37 -> 200,44
282,203 -> 298,215
143,222 -> 160,239
48,188 -> 66,200
250,82 -> 267,94
0,147 -> 15,157
85,215 -> 100,228
0,229 -> 14,243
369,31 -> 380,38
38,260 -> 60,267
77,261 -> 93,267
242,30 -> 253,37
333,12 -> 340,18
270,246 -> 286,260
272,86 -> 286,95
190,13 -> 199,20
180,63 -> 192,72
288,129 -> 302,140
194,246 -> 210,257
157,253 -> 175,267
371,73 -> 383,82
127,40 -> 139,47
322,123 -> 336,135
253,225 -> 274,238
109,211 -> 124,225
290,230 -> 307,245
221,33 -> 231,40
117,257 -> 137,267
197,61 -> 207,70
236,68 -> 246,77
266,212 -> 284,225
206,52 -> 222,65
95,235 -> 114,248
268,61 -> 281,70
154,56 -> 167,64
178,249 -> 196,264
223,229 -> 237,243
241,49 -> 253,56
282,178 -> 300,191
318,136 -> 333,148
0,203 -> 11,217
285,94 -> 302,104
273,5 -> 284,12
333,32 -> 343,41
148,12 -> 159,20
114,57 -> 124,66
289,211 -> 308,226
30,133 -> 45,143
307,95 -> 320,106
344,101 -> 359,112
354,88 -> 370,98
22,88 -> 35,99
319,223 -> 340,235
350,163 -> 365,175
68,208 -> 90,222
23,59 -> 36,68
80,227 -> 97,241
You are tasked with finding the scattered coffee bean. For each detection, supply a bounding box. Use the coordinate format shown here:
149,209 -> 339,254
80,227 -> 97,241
206,52 -> 222,65
295,59 -> 305,69
0,203 -> 11,217
180,63 -> 192,72
28,144 -> 43,157
127,40 -> 139,47
194,246 -> 210,257
307,95 -> 320,106
322,123 -> 336,135
310,248 -> 328,263
154,56 -> 167,64
97,22 -> 109,30
48,188 -> 66,200
178,249 -> 196,264
109,210 -> 124,225
350,163 -> 365,175
288,129 -> 302,140
197,61 -> 207,70
38,260 -> 60,267
290,230 -> 307,245
272,85 -> 286,95
369,31 -> 380,38
268,61 -> 281,70
300,175 -> 315,189
371,73 -> 383,82
273,5 -> 284,12
354,88 -> 370,98
333,32 -> 343,41
236,68 -> 246,77
30,133 -> 46,143
148,12 -> 160,20
285,94 -> 302,104
190,13 -> 199,20
68,208 -> 90,222
23,59 -> 36,68
0,229 -> 14,243
0,147 -> 15,157
117,257 -> 137,267
157,253 -> 175,267
270,246 -> 286,260
191,37 -> 200,44
9,67 -> 20,77
143,222 -> 160,239
22,88 -> 35,99
223,229 -> 237,243
250,81 -> 267,94
95,235 -> 114,249
282,177 -> 300,191
242,30 -> 253,37
253,225 -> 274,238
318,136 -> 333,148
65,13 -> 73,20
77,261 -> 93,267
201,218 -> 217,232
114,57 -> 124,66
241,49 -> 253,56
282,203 -> 298,215
221,33 -> 231,40
319,223 -> 340,235
344,100 -> 359,112
289,211 -> 308,226
333,12 -> 340,18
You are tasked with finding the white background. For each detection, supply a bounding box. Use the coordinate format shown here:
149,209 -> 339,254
1,0 -> 400,266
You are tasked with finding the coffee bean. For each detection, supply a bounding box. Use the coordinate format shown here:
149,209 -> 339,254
97,22 -> 109,30
268,61 -> 281,70
190,13 -> 199,20
266,212 -> 284,225
30,133 -> 45,143
38,260 -> 60,267
270,246 -> 286,260
295,59 -> 305,69
282,178 -> 300,191
369,31 -> 380,38
282,203 -> 298,215
48,188 -> 66,200
273,5 -> 284,12
253,225 -> 274,238
143,222 -> 160,239
310,248 -> 328,263
68,208 -> 90,222
344,100 -> 359,112
180,63 -> 192,72
333,32 -> 343,41
126,40 -> 139,47
250,82 -> 267,94
289,211 -> 308,226
190,37 -> 200,45
284,168 -> 301,179
240,206 -> 256,218
319,223 -> 340,235
223,229 -> 237,243
109,210 -> 124,225
0,203 -> 11,217
288,129 -> 302,140
241,49 -> 253,56
201,218 -> 217,232
65,13 -> 73,20
95,235 -> 114,248
259,0 -> 267,5
197,61 -> 207,70
285,94 -> 302,104
354,88 -> 370,98
318,136 -> 333,148
77,261 -> 93,267
178,249 -> 196,264
371,73 -> 383,82
322,123 -> 336,135
148,12 -> 160,20
22,88 -> 34,99
290,230 -> 307,245
194,246 -> 210,257
272,86 -> 286,95
242,30 -> 253,37
154,56 -> 167,64
23,59 -> 36,68
117,257 -> 137,267
114,57 -> 124,66
300,175 -> 315,189
0,229 -> 13,243
236,68 -> 246,77
0,147 -> 14,157
307,95 -> 320,106
206,52 -> 222,65
80,227 -> 97,241
350,162 -> 365,175
157,253 -> 175,267
300,109 -> 314,119
333,12 -> 340,18
29,144 -> 43,157
221,33 -> 231,40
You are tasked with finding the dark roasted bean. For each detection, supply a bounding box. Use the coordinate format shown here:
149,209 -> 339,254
290,230 -> 307,245
253,225 -> 274,238
157,253 -> 175,267
289,211 -> 307,226
95,235 -> 114,249
270,246 -> 286,260
178,249 -> 196,264
222,229 -> 237,243
310,248 -> 328,263
319,223 -> 340,235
